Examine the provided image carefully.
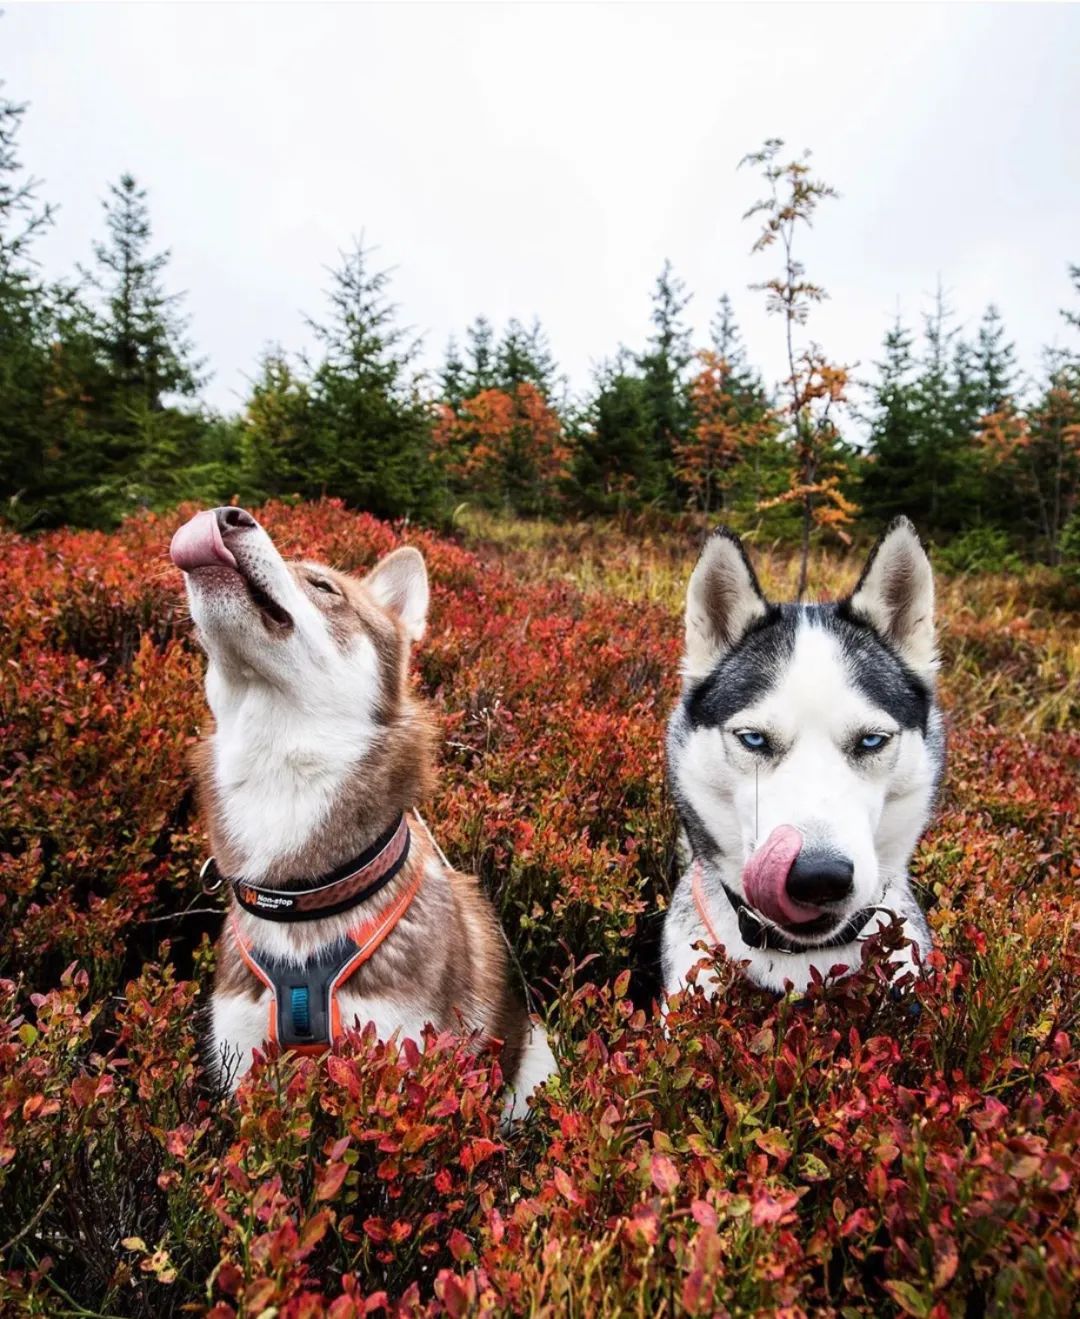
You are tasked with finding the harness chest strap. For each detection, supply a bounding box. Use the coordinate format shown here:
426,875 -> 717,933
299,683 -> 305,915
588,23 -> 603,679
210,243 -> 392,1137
230,863 -> 423,1058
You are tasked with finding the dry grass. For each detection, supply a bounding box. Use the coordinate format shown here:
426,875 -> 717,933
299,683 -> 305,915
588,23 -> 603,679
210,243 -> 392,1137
457,510 -> 1080,733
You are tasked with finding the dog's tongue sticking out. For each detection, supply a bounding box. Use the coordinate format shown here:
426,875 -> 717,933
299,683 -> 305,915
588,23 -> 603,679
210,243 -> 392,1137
170,510 -> 237,572
743,825 -> 821,926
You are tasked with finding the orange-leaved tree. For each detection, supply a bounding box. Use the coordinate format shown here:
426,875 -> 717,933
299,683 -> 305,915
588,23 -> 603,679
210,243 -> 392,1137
432,381 -> 570,514
741,139 -> 857,596
977,381 -> 1080,565
674,349 -> 775,514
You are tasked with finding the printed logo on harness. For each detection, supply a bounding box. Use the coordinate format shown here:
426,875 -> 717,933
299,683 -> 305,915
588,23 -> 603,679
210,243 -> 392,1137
242,886 -> 295,912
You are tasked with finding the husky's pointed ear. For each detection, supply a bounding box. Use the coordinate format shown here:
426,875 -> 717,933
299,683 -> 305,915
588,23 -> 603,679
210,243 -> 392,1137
364,546 -> 429,642
683,529 -> 769,682
848,517 -> 936,681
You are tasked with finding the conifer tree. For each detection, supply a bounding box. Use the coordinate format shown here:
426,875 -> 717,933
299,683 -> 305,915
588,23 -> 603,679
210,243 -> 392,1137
464,316 -> 497,395
860,318 -> 922,525
0,81 -> 55,524
240,349 -> 312,500
910,282 -> 985,530
88,175 -> 201,412
439,335 -> 468,409
306,240 -> 437,518
972,303 -> 1019,417
636,260 -> 692,502
572,353 -> 662,512
496,316 -> 558,397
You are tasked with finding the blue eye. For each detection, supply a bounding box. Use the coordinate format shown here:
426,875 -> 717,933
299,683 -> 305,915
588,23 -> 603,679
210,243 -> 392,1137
857,733 -> 889,752
736,730 -> 769,751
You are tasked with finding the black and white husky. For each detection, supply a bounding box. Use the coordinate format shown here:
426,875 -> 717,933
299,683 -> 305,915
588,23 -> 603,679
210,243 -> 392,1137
662,517 -> 944,996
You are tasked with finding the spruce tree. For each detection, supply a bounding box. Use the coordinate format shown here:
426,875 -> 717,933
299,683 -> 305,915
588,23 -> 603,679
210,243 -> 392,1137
439,335 -> 468,409
306,240 -> 437,519
636,260 -> 692,503
494,316 -> 559,398
572,353 -> 661,512
1021,268 -> 1080,563
240,350 -> 312,500
972,303 -> 1018,416
708,293 -> 770,417
911,283 -> 985,531
464,316 -> 497,395
860,318 -> 922,525
45,172 -> 212,522
88,174 -> 200,411
0,82 -> 55,524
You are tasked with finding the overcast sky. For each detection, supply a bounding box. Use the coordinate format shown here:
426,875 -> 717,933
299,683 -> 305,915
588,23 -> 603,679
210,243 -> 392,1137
7,2 -> 1079,412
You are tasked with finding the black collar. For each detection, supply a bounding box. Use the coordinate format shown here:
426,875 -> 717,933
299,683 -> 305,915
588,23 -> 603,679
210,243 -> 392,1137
717,879 -> 876,954
204,814 -> 412,923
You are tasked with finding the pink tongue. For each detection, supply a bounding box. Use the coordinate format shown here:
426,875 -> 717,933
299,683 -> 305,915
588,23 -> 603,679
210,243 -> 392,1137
743,825 -> 821,926
170,510 -> 236,572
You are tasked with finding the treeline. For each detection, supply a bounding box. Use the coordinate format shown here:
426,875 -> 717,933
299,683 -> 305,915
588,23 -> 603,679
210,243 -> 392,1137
2,83 -> 1078,573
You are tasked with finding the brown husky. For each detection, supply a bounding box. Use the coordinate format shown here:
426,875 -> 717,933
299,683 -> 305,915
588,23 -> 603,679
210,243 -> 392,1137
171,506 -> 554,1116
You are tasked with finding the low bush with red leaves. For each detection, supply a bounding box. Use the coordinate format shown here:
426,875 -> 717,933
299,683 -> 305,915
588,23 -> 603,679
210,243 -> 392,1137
0,502 -> 1076,1317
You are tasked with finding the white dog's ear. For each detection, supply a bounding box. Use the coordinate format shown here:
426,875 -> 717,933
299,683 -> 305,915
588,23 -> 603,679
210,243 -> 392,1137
848,517 -> 936,681
683,529 -> 769,683
364,546 -> 429,642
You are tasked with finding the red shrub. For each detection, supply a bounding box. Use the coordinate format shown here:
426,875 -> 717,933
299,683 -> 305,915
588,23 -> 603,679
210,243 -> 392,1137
0,502 -> 1076,1316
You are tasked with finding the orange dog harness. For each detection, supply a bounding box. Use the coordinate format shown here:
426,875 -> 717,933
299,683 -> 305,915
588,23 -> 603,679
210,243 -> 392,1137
221,816 -> 421,1056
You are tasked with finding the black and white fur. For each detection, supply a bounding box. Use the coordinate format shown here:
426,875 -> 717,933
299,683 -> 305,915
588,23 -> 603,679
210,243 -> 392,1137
662,518 -> 943,996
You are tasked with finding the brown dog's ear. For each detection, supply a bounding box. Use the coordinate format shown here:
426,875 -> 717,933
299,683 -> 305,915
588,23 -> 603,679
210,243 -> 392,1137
364,547 -> 429,642
848,517 -> 936,682
683,529 -> 769,683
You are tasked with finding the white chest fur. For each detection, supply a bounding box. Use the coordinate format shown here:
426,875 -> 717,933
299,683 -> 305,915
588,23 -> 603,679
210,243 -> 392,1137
207,649 -> 379,880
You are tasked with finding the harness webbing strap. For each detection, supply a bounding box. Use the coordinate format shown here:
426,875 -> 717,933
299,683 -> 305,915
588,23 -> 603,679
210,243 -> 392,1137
216,814 -> 411,923
230,864 -> 424,1056
692,862 -> 876,956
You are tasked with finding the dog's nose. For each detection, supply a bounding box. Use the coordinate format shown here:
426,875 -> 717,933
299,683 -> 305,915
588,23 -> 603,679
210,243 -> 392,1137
786,850 -> 854,906
216,507 -> 257,535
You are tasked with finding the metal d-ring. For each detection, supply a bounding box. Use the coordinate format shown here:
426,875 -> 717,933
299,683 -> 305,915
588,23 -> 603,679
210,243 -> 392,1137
199,856 -> 223,895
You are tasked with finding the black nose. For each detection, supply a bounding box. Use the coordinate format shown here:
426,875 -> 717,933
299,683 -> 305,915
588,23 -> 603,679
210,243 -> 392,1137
216,507 -> 257,534
786,850 -> 854,906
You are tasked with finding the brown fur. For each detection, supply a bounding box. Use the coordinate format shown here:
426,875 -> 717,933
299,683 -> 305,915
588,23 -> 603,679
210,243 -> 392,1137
200,552 -> 528,1080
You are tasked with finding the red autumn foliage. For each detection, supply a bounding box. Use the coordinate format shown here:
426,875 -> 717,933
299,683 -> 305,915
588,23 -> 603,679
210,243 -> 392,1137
432,383 -> 571,513
675,350 -> 775,514
0,501 -> 1077,1316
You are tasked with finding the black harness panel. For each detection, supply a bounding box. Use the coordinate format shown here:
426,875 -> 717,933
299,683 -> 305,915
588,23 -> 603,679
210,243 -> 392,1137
245,937 -> 362,1049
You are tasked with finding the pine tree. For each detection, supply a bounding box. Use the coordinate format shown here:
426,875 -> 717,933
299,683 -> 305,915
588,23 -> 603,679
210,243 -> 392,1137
1061,265 -> 1080,333
0,81 -> 56,525
496,316 -> 558,397
240,350 -> 312,500
306,240 -> 437,519
972,304 -> 1018,417
572,353 -> 662,512
909,282 -> 985,531
439,335 -> 468,409
524,317 -> 560,399
45,172 -> 211,523
496,318 -> 533,391
635,260 -> 692,503
860,318 -> 922,525
1018,268 -> 1080,563
707,294 -> 770,417
88,175 -> 201,412
464,316 -> 497,395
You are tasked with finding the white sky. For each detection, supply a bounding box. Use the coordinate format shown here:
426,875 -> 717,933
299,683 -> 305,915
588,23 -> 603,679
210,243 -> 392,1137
7,2 -> 1080,413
